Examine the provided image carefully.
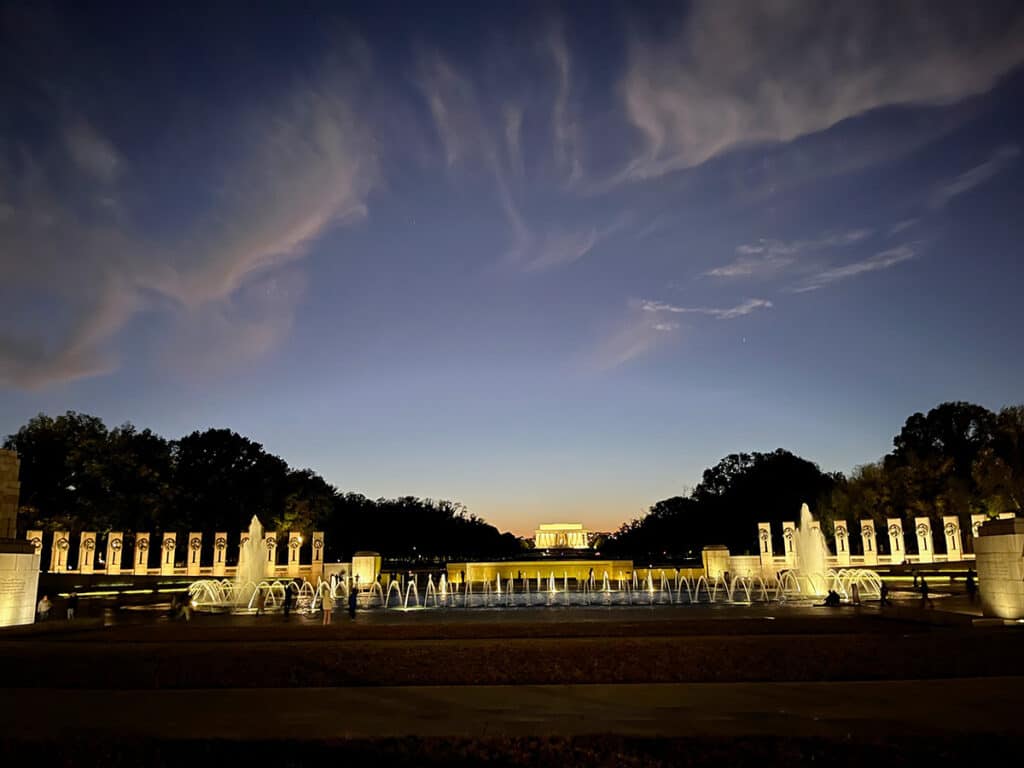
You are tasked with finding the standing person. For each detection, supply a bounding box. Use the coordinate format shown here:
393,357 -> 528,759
879,581 -> 890,607
348,585 -> 357,619
254,587 -> 266,616
66,591 -> 79,620
37,594 -> 51,621
849,582 -> 860,606
920,576 -> 934,609
965,570 -> 978,604
321,587 -> 334,625
282,583 -> 294,618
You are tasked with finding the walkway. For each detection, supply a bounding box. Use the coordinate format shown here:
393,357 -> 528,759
2,678 -> 1021,740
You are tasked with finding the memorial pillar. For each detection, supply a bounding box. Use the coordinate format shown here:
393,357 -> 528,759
264,533 -> 278,576
757,522 -> 773,570
187,532 -> 203,576
79,532 -> 97,574
942,516 -> 963,561
287,532 -> 302,577
213,533 -> 228,577
160,533 -> 177,574
914,517 -> 933,563
133,533 -> 150,575
106,532 -> 124,573
51,531 -> 69,573
969,514 -> 987,554
886,518 -> 904,562
312,531 -> 325,575
781,521 -> 796,565
833,521 -> 850,566
25,530 -> 42,558
859,520 -> 878,565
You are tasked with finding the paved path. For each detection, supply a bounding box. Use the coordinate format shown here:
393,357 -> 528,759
2,678 -> 1020,740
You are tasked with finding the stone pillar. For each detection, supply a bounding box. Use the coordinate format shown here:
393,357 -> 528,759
859,520 -> 878,565
942,516 -> 963,560
886,518 -> 904,561
781,521 -> 796,565
287,532 -> 302,577
187,532 -> 203,576
160,533 -> 177,574
25,530 -> 42,558
312,531 -> 325,573
213,533 -> 228,577
833,520 -> 850,566
79,532 -> 97,574
969,514 -> 987,553
239,529 -> 251,570
264,532 -> 278,576
914,517 -> 933,563
134,533 -> 150,575
757,522 -> 773,573
975,518 -> 1024,619
50,531 -> 70,573
106,532 -> 124,573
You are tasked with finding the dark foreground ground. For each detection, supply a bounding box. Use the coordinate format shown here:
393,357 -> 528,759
2,604 -> 1020,765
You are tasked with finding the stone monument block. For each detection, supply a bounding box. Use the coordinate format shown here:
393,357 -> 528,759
757,523 -> 773,557
79,532 -> 97,574
942,516 -> 963,560
702,545 -> 731,579
886,518 -> 904,561
859,520 -> 878,565
997,512 -> 1016,520
833,520 -> 850,565
975,518 -> 1024,619
213,532 -> 228,576
0,451 -> 40,627
51,531 -> 70,573
106,532 -> 124,572
187,532 -> 203,575
914,517 -> 933,563
312,531 -> 325,574
133,533 -> 150,574
351,551 -> 381,585
287,532 -> 302,576
160,533 -> 177,574
781,521 -> 796,565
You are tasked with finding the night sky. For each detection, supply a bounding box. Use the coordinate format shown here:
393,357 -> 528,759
2,1 -> 1023,535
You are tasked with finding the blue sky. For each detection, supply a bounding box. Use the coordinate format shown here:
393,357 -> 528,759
2,1 -> 1024,534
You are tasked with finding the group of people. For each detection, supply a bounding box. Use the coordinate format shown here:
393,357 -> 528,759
36,592 -> 77,621
320,583 -> 358,625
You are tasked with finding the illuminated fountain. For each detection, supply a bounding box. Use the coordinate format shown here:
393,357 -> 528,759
777,505 -> 882,601
189,516 -> 311,612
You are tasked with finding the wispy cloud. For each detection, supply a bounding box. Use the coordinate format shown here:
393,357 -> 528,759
707,230 -> 872,279
930,144 -> 1020,208
0,61 -> 375,388
792,246 -> 917,293
586,308 -> 680,371
416,38 -> 602,273
619,1 -> 1024,179
641,298 -> 773,320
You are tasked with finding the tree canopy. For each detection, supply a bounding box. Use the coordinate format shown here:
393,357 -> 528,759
4,411 -> 519,561
608,401 -> 1024,561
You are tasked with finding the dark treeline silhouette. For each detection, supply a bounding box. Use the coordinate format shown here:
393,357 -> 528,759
606,401 -> 1024,561
4,412 -> 520,562
6,402 -> 1023,563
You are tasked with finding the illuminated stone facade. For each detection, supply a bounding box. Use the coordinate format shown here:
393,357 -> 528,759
0,450 -> 40,628
534,522 -> 589,549
975,518 -> 1024,619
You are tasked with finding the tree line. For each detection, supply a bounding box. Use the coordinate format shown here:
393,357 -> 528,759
4,412 -> 520,562
6,401 -> 1022,563
605,401 -> 1024,561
